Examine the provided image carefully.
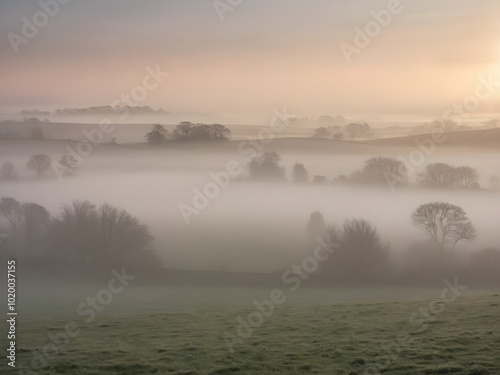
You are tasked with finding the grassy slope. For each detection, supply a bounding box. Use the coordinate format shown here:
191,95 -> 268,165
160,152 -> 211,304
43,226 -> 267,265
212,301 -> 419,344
4,294 -> 499,375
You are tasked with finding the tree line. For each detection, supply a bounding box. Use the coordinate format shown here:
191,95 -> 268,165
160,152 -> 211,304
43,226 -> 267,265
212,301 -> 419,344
314,122 -> 372,141
243,152 -> 499,191
0,197 -> 157,269
1,153 -> 78,180
145,122 -> 231,144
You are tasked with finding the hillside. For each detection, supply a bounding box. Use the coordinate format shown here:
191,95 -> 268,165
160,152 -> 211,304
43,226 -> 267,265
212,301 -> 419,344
365,128 -> 500,149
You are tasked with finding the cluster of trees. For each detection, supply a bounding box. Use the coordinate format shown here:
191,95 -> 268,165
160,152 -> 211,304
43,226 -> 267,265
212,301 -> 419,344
245,152 -> 339,184
314,122 -> 372,140
306,201 -> 485,282
335,158 -> 487,190
145,122 -> 231,144
417,163 -> 480,189
0,197 -> 157,269
337,157 -> 409,186
1,153 -> 78,180
306,213 -> 389,279
248,151 -> 285,180
245,153 -> 495,191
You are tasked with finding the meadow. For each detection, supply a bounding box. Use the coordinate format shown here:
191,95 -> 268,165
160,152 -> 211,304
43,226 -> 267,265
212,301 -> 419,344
3,293 -> 499,375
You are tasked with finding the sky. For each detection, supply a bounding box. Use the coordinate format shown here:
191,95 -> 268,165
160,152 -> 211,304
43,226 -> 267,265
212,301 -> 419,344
0,0 -> 499,122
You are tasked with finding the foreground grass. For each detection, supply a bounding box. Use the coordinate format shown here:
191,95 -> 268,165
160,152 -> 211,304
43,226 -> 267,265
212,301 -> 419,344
5,294 -> 499,375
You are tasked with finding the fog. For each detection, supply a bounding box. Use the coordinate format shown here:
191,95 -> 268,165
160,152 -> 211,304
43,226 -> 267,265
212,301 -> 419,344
2,139 -> 499,274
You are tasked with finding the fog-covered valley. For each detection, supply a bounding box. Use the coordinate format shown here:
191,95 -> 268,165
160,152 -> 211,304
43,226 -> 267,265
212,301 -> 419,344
1,130 -> 499,275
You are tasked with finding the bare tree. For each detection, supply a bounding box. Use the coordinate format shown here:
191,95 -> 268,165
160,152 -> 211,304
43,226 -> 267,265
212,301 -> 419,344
209,124 -> 231,141
411,202 -> 477,251
50,200 -> 154,267
418,163 -> 479,189
342,219 -> 387,259
2,162 -> 17,179
325,218 -> 388,277
0,197 -> 22,249
97,203 -> 153,260
418,163 -> 455,188
50,200 -> 98,264
27,154 -> 52,177
455,166 -> 479,189
363,157 -> 408,186
292,163 -> 309,183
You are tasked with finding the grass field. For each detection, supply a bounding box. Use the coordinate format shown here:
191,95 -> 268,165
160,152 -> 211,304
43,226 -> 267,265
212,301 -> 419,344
5,293 -> 499,375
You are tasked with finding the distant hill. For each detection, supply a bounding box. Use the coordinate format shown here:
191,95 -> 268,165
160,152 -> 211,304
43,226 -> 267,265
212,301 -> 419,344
365,128 -> 500,149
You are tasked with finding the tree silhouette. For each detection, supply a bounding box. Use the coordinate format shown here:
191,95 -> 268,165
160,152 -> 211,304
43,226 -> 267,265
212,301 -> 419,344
50,200 -> 153,267
292,163 -> 309,183
306,211 -> 327,239
171,122 -> 231,142
340,219 -> 388,262
27,154 -> 52,177
411,202 -> 477,251
209,124 -> 231,140
0,197 -> 22,249
324,218 -> 388,280
145,124 -> 168,144
1,162 -> 17,179
418,163 -> 479,189
248,151 -> 285,181
362,156 -> 408,186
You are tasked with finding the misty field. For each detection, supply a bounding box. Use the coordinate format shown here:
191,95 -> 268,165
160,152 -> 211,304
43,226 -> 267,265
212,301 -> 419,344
6,293 -> 499,375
